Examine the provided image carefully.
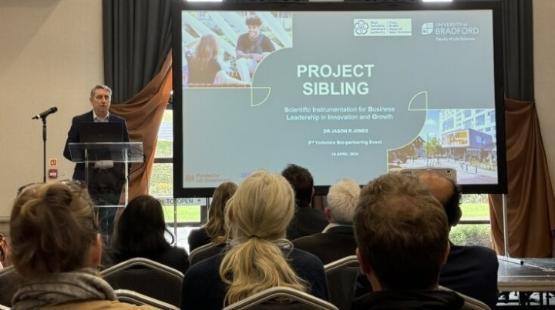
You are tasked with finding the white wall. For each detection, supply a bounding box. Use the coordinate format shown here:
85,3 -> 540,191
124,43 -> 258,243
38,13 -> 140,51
534,0 -> 555,195
0,0 -> 103,223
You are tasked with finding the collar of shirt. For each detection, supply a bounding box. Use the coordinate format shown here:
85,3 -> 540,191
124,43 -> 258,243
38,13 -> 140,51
322,223 -> 352,233
93,111 -> 110,122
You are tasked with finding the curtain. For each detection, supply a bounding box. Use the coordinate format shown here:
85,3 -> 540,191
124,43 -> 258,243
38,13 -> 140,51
489,98 -> 555,257
103,0 -> 172,103
110,53 -> 172,199
103,0 -> 173,199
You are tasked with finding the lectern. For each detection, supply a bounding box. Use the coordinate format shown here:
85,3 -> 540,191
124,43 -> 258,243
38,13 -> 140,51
68,142 -> 143,234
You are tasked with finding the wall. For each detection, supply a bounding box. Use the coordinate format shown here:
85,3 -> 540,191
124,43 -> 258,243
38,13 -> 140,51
0,0 -> 103,230
534,0 -> 555,195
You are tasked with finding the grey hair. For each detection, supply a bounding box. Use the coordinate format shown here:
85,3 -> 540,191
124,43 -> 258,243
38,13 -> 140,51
327,179 -> 360,224
89,84 -> 112,99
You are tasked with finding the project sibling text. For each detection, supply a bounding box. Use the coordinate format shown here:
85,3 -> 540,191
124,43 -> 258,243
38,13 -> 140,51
297,64 -> 375,96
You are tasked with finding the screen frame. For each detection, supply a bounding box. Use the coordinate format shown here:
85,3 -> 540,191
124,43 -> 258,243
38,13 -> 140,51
172,0 -> 506,197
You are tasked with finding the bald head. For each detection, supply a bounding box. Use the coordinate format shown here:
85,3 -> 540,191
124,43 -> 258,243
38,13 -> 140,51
418,172 -> 462,228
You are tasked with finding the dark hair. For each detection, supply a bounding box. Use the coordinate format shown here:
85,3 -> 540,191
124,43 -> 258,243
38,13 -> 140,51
281,164 -> 314,208
443,180 -> 462,227
245,15 -> 262,26
206,182 -> 237,244
354,173 -> 449,290
111,195 -> 172,262
10,181 -> 98,277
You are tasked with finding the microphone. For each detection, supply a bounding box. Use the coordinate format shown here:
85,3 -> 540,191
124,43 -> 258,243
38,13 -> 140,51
32,107 -> 58,120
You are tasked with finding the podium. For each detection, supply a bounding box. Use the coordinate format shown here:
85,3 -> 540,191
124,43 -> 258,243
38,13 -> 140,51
68,142 -> 143,235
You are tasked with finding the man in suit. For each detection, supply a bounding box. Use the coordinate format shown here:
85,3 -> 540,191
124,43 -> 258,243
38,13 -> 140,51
293,179 -> 360,264
281,164 -> 328,240
418,171 -> 499,309
63,84 -> 129,236
353,173 -> 464,309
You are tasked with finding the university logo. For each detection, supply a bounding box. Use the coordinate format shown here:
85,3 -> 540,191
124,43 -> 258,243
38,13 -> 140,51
421,23 -> 434,35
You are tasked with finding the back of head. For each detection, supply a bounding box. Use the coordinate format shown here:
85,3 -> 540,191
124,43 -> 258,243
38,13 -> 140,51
327,179 -> 360,224
418,171 -> 462,228
10,181 -> 98,277
206,182 -> 237,243
219,171 -> 306,305
112,195 -> 170,261
281,164 -> 314,208
354,173 -> 449,291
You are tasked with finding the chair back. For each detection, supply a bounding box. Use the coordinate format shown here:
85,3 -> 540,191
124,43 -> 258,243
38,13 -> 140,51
189,242 -> 224,265
324,255 -> 360,310
0,266 -> 23,307
438,286 -> 491,310
114,289 -> 179,310
223,286 -> 338,310
101,257 -> 183,307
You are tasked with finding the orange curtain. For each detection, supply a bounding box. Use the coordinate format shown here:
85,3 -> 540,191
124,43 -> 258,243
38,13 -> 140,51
110,52 -> 172,200
489,98 -> 555,257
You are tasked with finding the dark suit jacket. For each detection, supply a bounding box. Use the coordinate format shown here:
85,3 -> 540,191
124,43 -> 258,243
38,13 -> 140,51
439,244 -> 499,309
286,206 -> 329,240
188,227 -> 211,252
63,111 -> 129,181
292,225 -> 357,265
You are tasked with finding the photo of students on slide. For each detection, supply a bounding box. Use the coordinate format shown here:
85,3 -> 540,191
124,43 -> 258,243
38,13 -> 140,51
186,34 -> 247,86
236,15 -> 276,82
182,12 -> 291,87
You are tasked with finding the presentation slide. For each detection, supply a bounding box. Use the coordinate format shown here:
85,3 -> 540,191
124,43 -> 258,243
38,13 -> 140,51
178,8 -> 501,193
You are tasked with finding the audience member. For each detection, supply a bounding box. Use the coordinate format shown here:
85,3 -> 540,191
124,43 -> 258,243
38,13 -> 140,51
0,233 -> 9,269
187,34 -> 247,86
181,171 -> 328,309
188,182 -> 237,252
9,181 -> 151,309
293,179 -> 360,264
352,173 -> 464,309
419,171 -> 499,308
282,164 -> 328,240
111,195 -> 189,274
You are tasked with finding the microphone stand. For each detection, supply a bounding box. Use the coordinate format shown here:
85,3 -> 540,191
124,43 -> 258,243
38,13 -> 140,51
42,116 -> 47,183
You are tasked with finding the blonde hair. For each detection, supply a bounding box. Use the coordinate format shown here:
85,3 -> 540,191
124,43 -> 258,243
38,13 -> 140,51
219,171 -> 307,305
9,181 -> 98,277
206,182 -> 237,244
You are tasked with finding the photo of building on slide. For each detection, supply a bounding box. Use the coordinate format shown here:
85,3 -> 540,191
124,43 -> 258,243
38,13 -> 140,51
388,109 -> 498,184
181,12 -> 292,86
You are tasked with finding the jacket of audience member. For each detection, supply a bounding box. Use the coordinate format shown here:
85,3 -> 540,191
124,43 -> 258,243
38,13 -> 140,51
111,246 -> 189,275
351,290 -> 464,310
188,227 -> 211,252
286,206 -> 328,240
181,249 -> 329,310
293,224 -> 356,264
439,244 -> 499,309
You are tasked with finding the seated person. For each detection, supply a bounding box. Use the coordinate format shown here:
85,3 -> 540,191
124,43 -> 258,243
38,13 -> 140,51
236,15 -> 275,81
353,173 -> 464,309
188,182 -> 237,252
9,180 -> 152,309
181,171 -> 329,309
418,171 -> 499,308
110,195 -> 189,274
0,233 -> 9,269
293,179 -> 360,264
282,164 -> 328,240
187,34 -> 247,86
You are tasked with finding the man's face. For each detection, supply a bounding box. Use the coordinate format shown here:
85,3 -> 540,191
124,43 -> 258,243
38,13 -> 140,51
90,88 -> 111,118
248,25 -> 261,40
